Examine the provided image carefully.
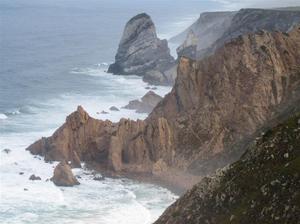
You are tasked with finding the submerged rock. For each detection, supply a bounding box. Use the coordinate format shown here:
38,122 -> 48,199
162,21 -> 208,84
93,175 -> 105,181
109,106 -> 120,111
108,13 -> 175,85
2,148 -> 11,154
29,174 -> 41,181
124,91 -> 162,113
51,161 -> 80,187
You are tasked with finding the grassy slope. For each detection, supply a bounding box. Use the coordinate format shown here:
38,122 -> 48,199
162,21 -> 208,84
155,113 -> 300,224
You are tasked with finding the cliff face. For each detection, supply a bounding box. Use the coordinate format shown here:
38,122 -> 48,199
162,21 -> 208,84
174,9 -> 300,60
173,11 -> 236,59
108,13 -> 175,85
27,26 -> 300,182
154,112 -> 300,224
199,8 -> 300,58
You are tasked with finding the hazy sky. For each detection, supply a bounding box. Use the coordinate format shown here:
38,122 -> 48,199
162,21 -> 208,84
212,0 -> 300,10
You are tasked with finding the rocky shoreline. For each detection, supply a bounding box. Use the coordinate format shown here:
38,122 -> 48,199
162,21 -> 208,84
23,8 -> 300,223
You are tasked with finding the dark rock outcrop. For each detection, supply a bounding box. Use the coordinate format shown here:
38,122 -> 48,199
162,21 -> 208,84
124,91 -> 163,113
27,26 -> 300,187
51,161 -> 80,186
109,106 -> 120,111
154,113 -> 300,224
29,174 -> 41,181
108,13 -> 175,85
2,148 -> 11,154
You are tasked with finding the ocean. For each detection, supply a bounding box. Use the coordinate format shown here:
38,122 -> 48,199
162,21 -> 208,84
0,0 -> 218,223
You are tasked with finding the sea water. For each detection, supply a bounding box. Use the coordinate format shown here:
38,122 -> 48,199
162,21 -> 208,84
0,0 -> 218,223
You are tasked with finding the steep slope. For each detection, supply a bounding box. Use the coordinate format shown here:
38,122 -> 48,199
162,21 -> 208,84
199,8 -> 300,58
154,112 -> 300,224
173,9 -> 300,60
27,26 -> 300,187
108,13 -> 175,85
172,11 -> 236,59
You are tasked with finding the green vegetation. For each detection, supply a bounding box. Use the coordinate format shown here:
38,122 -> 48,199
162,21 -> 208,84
156,113 -> 300,224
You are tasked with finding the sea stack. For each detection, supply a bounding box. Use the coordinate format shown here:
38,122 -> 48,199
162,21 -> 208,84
108,13 -> 175,85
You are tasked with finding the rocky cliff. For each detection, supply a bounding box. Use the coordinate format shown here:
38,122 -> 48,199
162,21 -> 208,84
172,11 -> 236,59
27,26 -> 300,188
174,9 -> 300,60
154,112 -> 300,224
108,13 -> 175,85
200,8 -> 300,59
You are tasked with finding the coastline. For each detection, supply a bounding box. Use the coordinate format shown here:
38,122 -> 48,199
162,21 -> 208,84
86,162 -> 202,195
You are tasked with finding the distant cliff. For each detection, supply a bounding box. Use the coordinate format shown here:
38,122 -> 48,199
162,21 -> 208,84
27,26 -> 300,188
154,112 -> 300,224
175,8 -> 300,59
108,13 -> 175,85
172,11 -> 236,58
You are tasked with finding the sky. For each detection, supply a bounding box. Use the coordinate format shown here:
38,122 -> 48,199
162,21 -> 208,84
212,0 -> 300,10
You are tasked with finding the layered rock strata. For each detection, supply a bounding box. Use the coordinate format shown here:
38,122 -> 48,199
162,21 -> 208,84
173,11 -> 235,58
27,26 -> 300,185
174,8 -> 300,59
108,13 -> 175,85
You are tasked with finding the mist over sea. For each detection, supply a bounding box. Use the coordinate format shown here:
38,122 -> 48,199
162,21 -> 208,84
0,0 -> 218,223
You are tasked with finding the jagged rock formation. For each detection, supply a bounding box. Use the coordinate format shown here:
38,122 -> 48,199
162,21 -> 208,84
27,26 -> 300,187
174,8 -> 300,59
123,91 -> 163,113
51,161 -> 80,186
108,13 -> 175,85
154,113 -> 300,224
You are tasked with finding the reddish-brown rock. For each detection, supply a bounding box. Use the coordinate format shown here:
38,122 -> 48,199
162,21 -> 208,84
51,161 -> 80,186
27,26 -> 300,188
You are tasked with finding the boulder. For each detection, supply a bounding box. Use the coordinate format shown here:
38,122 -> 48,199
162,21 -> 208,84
109,106 -> 120,111
124,91 -> 163,113
29,174 -> 41,181
51,161 -> 80,187
108,13 -> 175,85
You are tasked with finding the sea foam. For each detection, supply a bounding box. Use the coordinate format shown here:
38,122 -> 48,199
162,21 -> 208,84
0,113 -> 8,120
0,64 -> 175,224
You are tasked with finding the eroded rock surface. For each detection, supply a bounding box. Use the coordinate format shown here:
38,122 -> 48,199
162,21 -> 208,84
51,161 -> 80,186
27,26 -> 300,185
108,13 -> 175,85
174,8 -> 300,59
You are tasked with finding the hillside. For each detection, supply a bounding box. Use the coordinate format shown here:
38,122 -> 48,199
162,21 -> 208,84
155,112 -> 300,224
